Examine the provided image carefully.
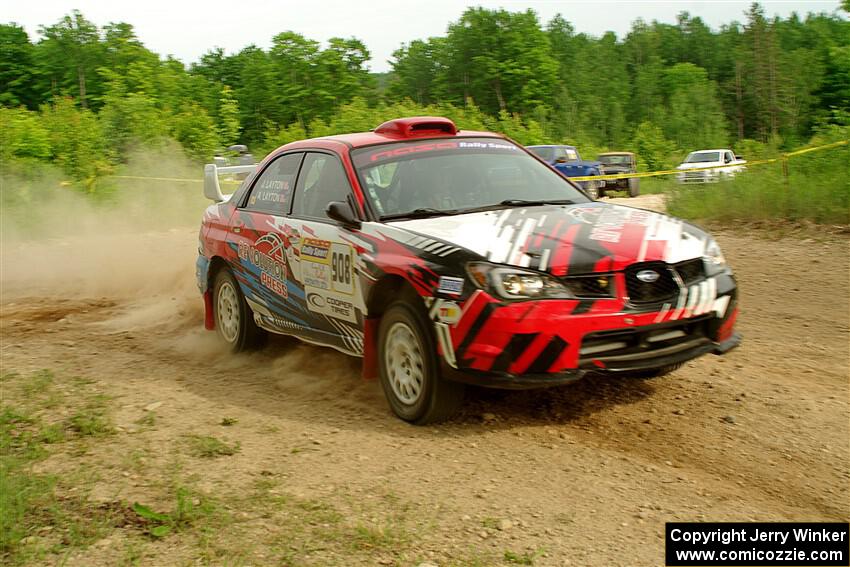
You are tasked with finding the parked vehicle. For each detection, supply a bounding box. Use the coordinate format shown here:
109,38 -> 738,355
597,152 -> 640,197
197,117 -> 741,424
527,145 -> 606,199
676,149 -> 746,183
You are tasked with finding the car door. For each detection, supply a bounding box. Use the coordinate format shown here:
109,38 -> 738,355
285,151 -> 368,356
226,151 -> 313,334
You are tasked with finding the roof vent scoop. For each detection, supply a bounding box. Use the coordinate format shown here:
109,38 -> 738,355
374,116 -> 458,138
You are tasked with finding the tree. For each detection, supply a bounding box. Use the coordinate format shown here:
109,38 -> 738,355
37,11 -> 105,109
661,63 -> 728,149
388,39 -> 444,105
440,8 -> 558,114
0,24 -> 40,108
217,85 -> 241,146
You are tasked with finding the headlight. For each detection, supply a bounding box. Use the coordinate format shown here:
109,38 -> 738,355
466,262 -> 575,300
703,238 -> 728,275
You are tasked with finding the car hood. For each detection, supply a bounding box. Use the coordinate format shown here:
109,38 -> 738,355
385,202 -> 710,276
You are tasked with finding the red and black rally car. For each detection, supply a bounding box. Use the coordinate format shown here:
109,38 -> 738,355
196,117 -> 740,424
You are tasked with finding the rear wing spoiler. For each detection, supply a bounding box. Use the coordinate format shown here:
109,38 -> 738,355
203,163 -> 257,202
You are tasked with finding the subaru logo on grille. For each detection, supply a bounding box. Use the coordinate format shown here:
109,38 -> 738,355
636,269 -> 660,283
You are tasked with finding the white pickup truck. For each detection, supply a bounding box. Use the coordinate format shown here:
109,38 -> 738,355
676,149 -> 746,183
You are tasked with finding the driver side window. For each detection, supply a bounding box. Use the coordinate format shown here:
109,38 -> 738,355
291,153 -> 352,220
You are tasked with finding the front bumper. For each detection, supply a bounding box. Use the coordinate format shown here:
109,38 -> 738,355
439,274 -> 738,388
677,172 -> 720,184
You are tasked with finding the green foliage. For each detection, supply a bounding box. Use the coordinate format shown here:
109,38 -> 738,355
632,121 -> 678,171
0,370 -> 122,564
217,85 -> 241,146
1,6 -> 848,205
170,104 -> 219,162
668,125 -> 850,225
131,488 -> 217,539
187,435 -> 240,458
40,97 -> 112,184
0,24 -> 40,108
0,107 -> 51,160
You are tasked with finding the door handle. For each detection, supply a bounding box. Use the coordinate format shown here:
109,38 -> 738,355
232,220 -> 245,234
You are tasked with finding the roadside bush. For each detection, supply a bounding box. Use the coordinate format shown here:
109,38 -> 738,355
667,135 -> 849,224
40,97 -> 113,185
170,104 -> 220,163
0,107 -> 51,161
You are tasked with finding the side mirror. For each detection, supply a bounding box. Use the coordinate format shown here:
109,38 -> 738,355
326,201 -> 360,228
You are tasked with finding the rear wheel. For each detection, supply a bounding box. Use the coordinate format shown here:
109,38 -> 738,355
213,269 -> 266,352
378,300 -> 464,424
628,177 -> 640,197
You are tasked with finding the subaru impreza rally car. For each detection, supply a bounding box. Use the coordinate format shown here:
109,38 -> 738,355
197,117 -> 740,424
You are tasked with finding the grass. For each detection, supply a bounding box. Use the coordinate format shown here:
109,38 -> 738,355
186,435 -> 240,458
0,371 -> 122,564
0,368 -> 527,565
666,146 -> 849,225
504,548 -> 545,565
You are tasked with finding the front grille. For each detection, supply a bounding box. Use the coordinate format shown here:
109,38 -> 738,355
579,315 -> 712,364
625,262 -> 679,304
674,258 -> 705,285
562,274 -> 615,298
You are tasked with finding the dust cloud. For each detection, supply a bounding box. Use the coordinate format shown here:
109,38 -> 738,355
1,147 -> 364,394
1,146 -> 208,301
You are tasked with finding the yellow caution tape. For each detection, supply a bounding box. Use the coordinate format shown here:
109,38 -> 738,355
569,139 -> 847,182
111,175 -> 242,185
101,139 -> 846,185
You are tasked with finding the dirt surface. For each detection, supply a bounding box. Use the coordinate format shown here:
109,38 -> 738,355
2,197 -> 849,566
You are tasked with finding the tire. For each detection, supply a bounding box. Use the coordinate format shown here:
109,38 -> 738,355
378,300 -> 465,424
583,179 -> 600,200
628,177 -> 640,197
628,362 -> 683,380
213,268 -> 267,352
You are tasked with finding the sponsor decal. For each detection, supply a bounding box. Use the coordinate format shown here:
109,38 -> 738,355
301,238 -> 331,261
305,289 -> 357,323
369,141 -> 458,162
436,301 -> 461,325
362,139 -> 519,165
438,276 -> 464,296
589,207 -> 630,243
302,261 -> 331,290
238,234 -> 288,297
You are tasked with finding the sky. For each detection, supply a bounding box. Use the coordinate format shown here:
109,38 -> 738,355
5,0 -> 845,72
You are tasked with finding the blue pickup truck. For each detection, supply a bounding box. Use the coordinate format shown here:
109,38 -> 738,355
527,145 -> 606,199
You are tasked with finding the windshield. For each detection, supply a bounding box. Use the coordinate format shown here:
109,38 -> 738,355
685,151 -> 721,164
351,138 -> 590,219
598,155 -> 632,165
527,146 -> 554,162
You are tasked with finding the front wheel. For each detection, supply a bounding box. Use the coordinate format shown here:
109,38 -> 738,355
378,301 -> 464,424
213,268 -> 267,352
628,177 -> 640,197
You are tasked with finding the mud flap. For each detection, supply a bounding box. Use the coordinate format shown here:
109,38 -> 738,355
361,317 -> 380,379
203,290 -> 215,330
